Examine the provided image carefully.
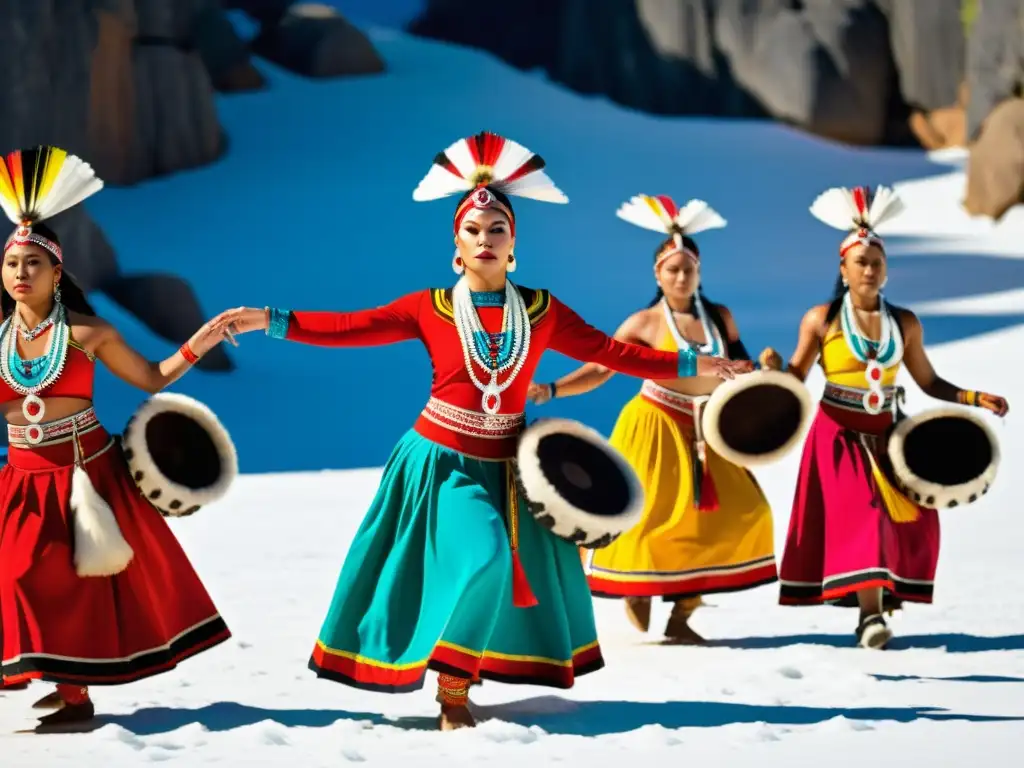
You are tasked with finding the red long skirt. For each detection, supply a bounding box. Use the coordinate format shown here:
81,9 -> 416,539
0,424 -> 230,686
778,403 -> 941,606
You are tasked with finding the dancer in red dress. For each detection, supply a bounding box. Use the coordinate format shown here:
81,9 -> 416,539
211,131 -> 753,730
0,146 -> 233,728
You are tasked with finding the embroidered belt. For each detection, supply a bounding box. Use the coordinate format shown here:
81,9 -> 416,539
420,397 -> 525,439
640,380 -> 708,416
823,382 -> 897,413
8,407 -> 100,448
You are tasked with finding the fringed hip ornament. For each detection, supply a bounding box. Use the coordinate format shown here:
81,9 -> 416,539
504,460 -> 538,608
69,421 -> 135,577
691,397 -> 719,512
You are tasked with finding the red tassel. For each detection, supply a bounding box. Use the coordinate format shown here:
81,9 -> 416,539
696,460 -> 719,512
511,550 -> 538,608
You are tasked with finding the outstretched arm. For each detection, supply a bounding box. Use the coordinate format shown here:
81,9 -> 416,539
535,312 -> 650,402
93,318 -> 231,394
900,310 -> 1009,415
209,293 -> 423,348
545,296 -> 751,382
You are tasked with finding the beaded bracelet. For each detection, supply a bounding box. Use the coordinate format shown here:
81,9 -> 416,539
265,307 -> 291,340
957,390 -> 978,407
179,342 -> 199,364
677,347 -> 698,378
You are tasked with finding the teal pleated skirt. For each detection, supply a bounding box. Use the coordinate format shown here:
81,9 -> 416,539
308,428 -> 604,692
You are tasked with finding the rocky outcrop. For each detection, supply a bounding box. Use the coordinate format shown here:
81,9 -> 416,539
964,98 -> 1024,220
251,3 -> 385,78
965,0 -> 1024,141
407,0 -> 969,147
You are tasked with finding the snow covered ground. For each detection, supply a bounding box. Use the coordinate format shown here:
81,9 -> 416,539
3,23 -> 1024,768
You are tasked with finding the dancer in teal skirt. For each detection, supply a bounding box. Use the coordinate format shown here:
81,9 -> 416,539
213,132 -> 751,729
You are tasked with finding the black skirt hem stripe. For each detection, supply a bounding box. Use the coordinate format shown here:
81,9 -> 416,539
1,617 -> 231,686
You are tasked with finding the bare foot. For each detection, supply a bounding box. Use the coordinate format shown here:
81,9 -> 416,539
439,704 -> 476,730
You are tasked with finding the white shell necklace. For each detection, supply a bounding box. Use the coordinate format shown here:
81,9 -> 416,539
452,277 -> 531,415
662,295 -> 721,357
0,302 -> 70,432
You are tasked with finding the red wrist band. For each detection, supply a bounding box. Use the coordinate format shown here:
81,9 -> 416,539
180,342 -> 199,364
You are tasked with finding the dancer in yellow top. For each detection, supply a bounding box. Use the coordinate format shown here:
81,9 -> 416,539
527,195 -> 776,644
767,184 -> 1009,649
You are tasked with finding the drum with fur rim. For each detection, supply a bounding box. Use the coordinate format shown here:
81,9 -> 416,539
701,369 -> 814,468
887,406 -> 999,509
121,392 -> 239,517
514,418 -> 645,549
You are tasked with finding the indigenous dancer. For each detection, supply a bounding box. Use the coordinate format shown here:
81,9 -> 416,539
527,195 -> 777,644
764,185 -> 1009,649
211,133 -> 752,730
0,146 -> 232,727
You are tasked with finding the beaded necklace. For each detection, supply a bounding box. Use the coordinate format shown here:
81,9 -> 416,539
662,295 -> 722,357
839,291 -> 902,414
0,302 -> 70,426
452,278 -> 531,415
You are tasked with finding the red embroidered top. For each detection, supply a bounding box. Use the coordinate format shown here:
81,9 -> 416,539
0,339 -> 96,404
282,286 -> 682,459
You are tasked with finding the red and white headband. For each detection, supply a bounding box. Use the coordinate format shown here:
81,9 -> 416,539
412,131 -> 568,236
808,185 -> 905,260
615,194 -> 726,268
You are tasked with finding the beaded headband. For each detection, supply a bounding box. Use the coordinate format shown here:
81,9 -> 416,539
453,186 -> 516,235
5,223 -> 62,262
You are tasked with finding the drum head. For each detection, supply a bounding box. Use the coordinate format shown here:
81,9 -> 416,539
122,392 -> 239,517
702,369 -> 813,467
516,418 -> 644,548
888,407 -> 1000,509
145,411 -> 224,491
534,432 -> 633,517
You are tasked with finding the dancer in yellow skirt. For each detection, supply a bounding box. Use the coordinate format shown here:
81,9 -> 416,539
528,195 -> 777,643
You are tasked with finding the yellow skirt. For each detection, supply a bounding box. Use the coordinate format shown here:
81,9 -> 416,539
585,392 -> 777,600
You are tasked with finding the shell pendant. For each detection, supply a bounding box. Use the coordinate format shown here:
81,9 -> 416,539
481,379 -> 502,415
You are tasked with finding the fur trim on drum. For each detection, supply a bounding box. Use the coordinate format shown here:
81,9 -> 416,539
701,369 -> 814,468
515,417 -> 645,548
122,392 -> 238,518
887,406 -> 1000,509
71,465 -> 135,577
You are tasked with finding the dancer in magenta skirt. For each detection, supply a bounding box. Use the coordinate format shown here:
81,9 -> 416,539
761,185 -> 1009,649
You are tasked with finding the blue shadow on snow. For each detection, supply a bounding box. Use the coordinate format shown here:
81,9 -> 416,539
708,633 -> 1024,653
42,698 -> 1023,737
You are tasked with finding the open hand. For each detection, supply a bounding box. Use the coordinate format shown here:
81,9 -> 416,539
188,317 -> 239,357
759,347 -> 783,371
209,307 -> 270,337
697,356 -> 754,380
527,381 -> 553,405
978,392 -> 1009,417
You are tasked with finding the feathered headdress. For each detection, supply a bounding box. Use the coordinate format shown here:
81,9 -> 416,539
616,194 -> 726,265
808,185 -> 905,259
412,131 -> 568,236
0,146 -> 104,263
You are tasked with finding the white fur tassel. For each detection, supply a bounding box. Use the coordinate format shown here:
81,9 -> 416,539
71,466 -> 134,577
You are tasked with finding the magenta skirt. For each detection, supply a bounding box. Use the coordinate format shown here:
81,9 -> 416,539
779,403 -> 940,606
